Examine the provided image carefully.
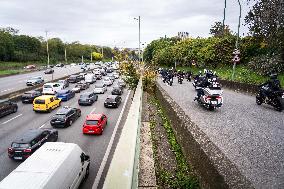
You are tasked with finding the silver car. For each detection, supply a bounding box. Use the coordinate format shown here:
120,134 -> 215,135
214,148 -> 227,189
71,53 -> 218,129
26,76 -> 44,86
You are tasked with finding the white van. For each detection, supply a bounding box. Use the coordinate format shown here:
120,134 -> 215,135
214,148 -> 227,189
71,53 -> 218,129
42,83 -> 63,95
85,74 -> 96,84
0,142 -> 90,189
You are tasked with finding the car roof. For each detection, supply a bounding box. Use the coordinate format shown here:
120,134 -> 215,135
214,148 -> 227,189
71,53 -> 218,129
35,95 -> 54,100
56,107 -> 72,114
80,92 -> 92,96
13,129 -> 43,144
107,95 -> 118,99
57,89 -> 69,93
86,113 -> 103,120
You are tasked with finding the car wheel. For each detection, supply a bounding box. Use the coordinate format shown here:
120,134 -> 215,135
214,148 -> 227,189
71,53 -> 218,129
69,120 -> 73,127
47,108 -> 51,113
13,107 -> 17,113
84,165 -> 90,180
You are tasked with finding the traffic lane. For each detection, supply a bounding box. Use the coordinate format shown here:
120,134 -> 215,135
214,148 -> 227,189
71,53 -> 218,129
0,78 -> 128,184
0,65 -> 85,96
56,84 -> 130,189
158,78 -> 284,188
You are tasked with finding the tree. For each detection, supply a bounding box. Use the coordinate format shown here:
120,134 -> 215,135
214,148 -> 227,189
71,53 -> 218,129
0,31 -> 14,61
209,22 -> 232,37
92,52 -> 103,60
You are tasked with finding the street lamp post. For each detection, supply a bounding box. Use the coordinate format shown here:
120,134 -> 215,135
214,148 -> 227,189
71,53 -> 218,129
223,0 -> 227,35
134,16 -> 141,63
231,0 -> 242,80
45,30 -> 50,68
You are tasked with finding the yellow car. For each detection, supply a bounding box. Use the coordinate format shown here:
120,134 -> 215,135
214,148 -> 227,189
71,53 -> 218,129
33,95 -> 61,112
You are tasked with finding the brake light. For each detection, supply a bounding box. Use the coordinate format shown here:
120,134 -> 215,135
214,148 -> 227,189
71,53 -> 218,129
216,96 -> 222,99
205,96 -> 211,101
8,148 -> 13,153
24,149 -> 32,153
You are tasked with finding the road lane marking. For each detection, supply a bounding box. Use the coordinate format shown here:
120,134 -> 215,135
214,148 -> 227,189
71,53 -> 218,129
92,90 -> 131,188
90,107 -> 96,114
39,123 -> 46,129
2,114 -> 23,125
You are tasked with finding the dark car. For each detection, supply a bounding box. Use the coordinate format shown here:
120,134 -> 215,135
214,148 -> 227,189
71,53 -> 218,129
78,92 -> 98,106
21,90 -> 42,103
111,87 -> 123,95
106,68 -> 113,73
104,95 -> 122,108
68,75 -> 80,83
117,79 -> 126,88
56,90 -> 75,101
8,128 -> 58,160
44,68 -> 54,74
56,63 -> 64,67
0,99 -> 18,118
78,73 -> 86,81
50,106 -> 81,128
77,81 -> 90,89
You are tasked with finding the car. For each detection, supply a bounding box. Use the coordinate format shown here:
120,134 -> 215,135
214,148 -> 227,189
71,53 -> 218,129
100,69 -> 107,76
68,75 -> 80,83
78,92 -> 98,106
72,85 -> 82,93
113,73 -> 120,79
94,72 -> 102,80
85,74 -> 96,84
57,79 -> 69,88
108,74 -> 115,81
106,67 -> 113,73
55,63 -> 64,67
48,65 -> 55,68
24,64 -> 36,70
0,99 -> 18,118
42,83 -> 63,95
94,83 -> 107,94
117,79 -> 126,88
44,68 -> 54,74
103,77 -> 113,86
8,128 -> 58,161
111,87 -> 123,95
104,95 -> 122,108
82,113 -> 107,135
78,73 -> 86,81
55,90 -> 75,101
70,63 -> 77,67
26,76 -> 44,86
21,90 -> 42,103
50,106 -> 81,128
33,95 -> 61,112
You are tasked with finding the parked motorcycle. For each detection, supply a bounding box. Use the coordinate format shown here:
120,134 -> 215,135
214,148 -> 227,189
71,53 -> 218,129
256,85 -> 284,111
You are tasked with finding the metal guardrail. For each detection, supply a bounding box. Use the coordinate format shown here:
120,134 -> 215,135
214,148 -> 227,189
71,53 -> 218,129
103,78 -> 143,189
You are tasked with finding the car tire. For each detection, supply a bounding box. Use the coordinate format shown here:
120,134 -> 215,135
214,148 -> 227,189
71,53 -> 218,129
69,120 -> 73,127
13,107 -> 17,113
84,165 -> 90,180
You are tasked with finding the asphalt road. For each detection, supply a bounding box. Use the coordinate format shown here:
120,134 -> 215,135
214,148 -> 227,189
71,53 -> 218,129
0,75 -> 132,189
158,77 -> 284,189
0,64 -> 91,96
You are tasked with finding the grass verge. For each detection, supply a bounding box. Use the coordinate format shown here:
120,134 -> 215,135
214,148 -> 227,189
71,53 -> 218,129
149,96 -> 199,189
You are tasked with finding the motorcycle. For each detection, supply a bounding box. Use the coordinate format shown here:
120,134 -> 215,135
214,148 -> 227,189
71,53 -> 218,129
196,81 -> 223,110
167,77 -> 173,86
192,76 -> 204,89
178,75 -> 183,84
256,85 -> 284,111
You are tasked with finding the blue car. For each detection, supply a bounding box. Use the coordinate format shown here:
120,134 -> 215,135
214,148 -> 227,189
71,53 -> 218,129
56,90 -> 75,101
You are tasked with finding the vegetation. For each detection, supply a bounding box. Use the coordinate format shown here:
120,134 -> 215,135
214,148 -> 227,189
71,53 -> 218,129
149,97 -> 199,189
143,0 -> 283,85
0,27 -> 114,68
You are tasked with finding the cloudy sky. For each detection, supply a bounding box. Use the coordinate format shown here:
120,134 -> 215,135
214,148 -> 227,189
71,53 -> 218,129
0,0 -> 251,48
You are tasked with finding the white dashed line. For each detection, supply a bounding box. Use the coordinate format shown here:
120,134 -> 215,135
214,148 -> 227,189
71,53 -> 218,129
39,123 -> 46,129
2,114 -> 23,125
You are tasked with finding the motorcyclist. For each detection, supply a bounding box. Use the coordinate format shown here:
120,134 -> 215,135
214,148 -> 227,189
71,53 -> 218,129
261,73 -> 282,98
194,75 -> 212,101
186,71 -> 192,81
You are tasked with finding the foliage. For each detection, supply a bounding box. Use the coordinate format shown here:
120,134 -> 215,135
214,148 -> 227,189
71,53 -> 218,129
142,66 -> 157,93
149,97 -> 199,189
209,21 -> 232,37
92,52 -> 103,60
119,61 -> 140,89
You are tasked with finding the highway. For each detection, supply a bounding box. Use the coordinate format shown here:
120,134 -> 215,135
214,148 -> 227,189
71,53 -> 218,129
158,78 -> 284,189
0,64 -> 90,96
0,74 -> 132,189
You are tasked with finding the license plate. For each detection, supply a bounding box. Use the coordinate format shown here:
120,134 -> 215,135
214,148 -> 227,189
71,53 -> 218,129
211,101 -> 217,104
55,121 -> 61,123
14,157 -> 22,160
89,131 -> 94,133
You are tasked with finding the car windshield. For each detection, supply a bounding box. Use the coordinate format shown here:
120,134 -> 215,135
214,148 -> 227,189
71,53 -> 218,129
80,94 -> 89,98
44,85 -> 52,88
75,85 -> 82,88
11,143 -> 30,148
86,120 -> 99,125
24,91 -> 34,95
113,87 -> 120,90
95,84 -> 103,88
54,113 -> 66,118
34,99 -> 45,104
106,98 -> 115,102
57,91 -> 67,95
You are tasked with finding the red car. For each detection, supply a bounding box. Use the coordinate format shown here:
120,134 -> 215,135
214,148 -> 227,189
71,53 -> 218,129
83,113 -> 107,135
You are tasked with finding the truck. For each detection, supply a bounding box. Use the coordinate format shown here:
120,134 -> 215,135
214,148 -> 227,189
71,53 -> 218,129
0,142 -> 90,189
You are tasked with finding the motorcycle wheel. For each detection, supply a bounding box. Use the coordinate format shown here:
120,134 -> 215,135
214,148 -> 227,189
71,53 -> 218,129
256,94 -> 263,105
273,99 -> 283,112
208,106 -> 215,111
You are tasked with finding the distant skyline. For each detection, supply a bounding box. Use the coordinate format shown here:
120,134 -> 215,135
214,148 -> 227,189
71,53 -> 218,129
0,0 -> 251,48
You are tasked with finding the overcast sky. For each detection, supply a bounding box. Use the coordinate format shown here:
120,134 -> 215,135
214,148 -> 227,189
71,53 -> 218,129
0,0 -> 251,48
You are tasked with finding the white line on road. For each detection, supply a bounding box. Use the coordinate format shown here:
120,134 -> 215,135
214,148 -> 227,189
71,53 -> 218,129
1,114 -> 23,125
39,123 -> 46,129
90,107 -> 97,114
92,90 -> 131,189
